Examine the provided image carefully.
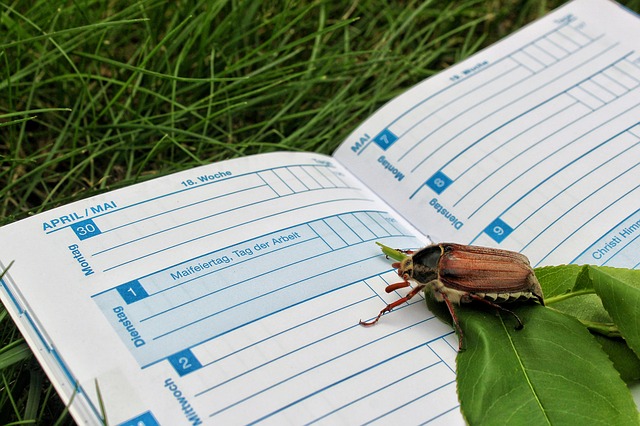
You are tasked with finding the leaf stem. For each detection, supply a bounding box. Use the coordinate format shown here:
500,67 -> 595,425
545,306 -> 622,338
545,288 -> 595,305
578,319 -> 622,338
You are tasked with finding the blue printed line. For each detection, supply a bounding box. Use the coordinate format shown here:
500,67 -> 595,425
599,70 -> 634,94
358,212 -> 390,237
314,166 -> 340,188
458,107 -> 589,213
43,171 -> 237,235
588,76 -> 619,99
307,222 -> 333,250
554,26 -> 584,50
518,47 -> 548,71
569,208 -> 640,264
197,296 -> 371,384
152,252 -> 384,341
455,51 -> 633,212
355,138 -> 375,156
139,237 -> 321,321
210,319 -> 438,421
565,88 -> 597,111
305,357 -> 445,425
290,167 -> 310,190
443,94 -> 575,178
309,166 -> 334,188
0,265 -> 23,315
468,104 -> 640,220
409,183 -> 424,200
91,209 -> 395,299
101,196 -> 372,272
300,166 -> 322,188
140,252 -> 414,371
368,211 -> 403,235
389,19 -> 577,162
402,26 -> 600,169
452,99 -> 580,194
49,348 -> 104,423
544,30 -> 572,55
376,272 -> 426,309
348,213 -> 371,240
94,186 -> 277,257
0,293 -> 104,423
256,172 -> 278,196
0,276 -> 103,423
515,139 -> 640,235
45,163 -> 332,235
101,183 -> 268,239
323,218 -> 349,246
414,37 -> 614,176
274,169 -> 295,193
338,215 -> 364,242
195,297 -> 378,397
402,61 -> 522,166
428,338 -> 456,373
535,182 -> 640,267
362,380 -> 457,426
521,161 -> 639,252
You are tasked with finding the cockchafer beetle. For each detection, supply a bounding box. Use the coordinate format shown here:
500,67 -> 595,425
360,243 -> 545,350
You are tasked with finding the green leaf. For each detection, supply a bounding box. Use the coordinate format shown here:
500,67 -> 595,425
535,265 -> 640,383
455,304 -> 639,425
0,339 -> 32,370
536,265 -> 614,334
534,264 -> 584,298
590,266 -> 640,358
375,242 -> 408,262
594,335 -> 640,383
573,264 -> 594,291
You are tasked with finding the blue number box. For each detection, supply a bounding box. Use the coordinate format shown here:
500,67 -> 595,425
484,218 -> 513,243
70,219 -> 102,240
116,280 -> 150,304
372,128 -> 399,150
425,171 -> 453,194
118,411 -> 159,426
168,348 -> 203,376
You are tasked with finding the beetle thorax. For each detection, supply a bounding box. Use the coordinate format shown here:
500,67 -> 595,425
410,263 -> 438,284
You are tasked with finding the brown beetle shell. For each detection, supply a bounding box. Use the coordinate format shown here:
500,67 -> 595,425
409,243 -> 544,306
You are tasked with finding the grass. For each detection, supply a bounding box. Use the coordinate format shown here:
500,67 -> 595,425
1,0 -> 638,423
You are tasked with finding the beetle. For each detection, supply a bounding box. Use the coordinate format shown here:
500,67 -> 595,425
360,243 -> 544,350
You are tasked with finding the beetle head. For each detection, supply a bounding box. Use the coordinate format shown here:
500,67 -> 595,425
392,257 -> 414,281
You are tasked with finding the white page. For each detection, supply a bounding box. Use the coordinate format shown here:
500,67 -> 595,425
1,152 -> 468,425
335,0 -> 640,270
2,0 -> 640,424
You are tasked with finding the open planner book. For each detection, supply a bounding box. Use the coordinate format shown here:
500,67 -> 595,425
1,0 -> 639,424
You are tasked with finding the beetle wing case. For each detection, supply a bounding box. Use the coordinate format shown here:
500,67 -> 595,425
434,243 -> 544,305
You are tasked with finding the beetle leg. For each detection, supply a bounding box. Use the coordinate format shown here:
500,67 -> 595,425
384,281 -> 410,293
359,282 -> 426,326
467,294 -> 524,330
439,292 -> 465,351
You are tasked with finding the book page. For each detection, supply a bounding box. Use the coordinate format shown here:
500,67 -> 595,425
0,152 -> 467,425
335,0 -> 640,269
